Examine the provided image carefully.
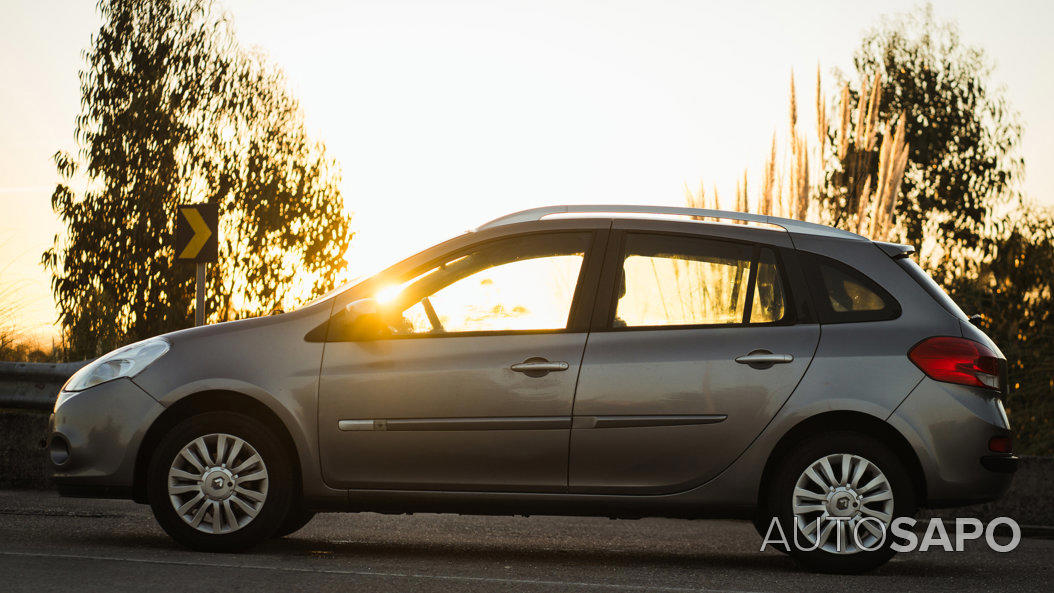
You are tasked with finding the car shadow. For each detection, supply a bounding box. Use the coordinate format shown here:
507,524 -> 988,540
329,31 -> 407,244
265,535 -> 800,572
75,530 -> 964,580
66,509 -> 985,583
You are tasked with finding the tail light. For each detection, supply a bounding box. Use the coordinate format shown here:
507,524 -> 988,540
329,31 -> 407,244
908,336 -> 1003,390
988,436 -> 1013,453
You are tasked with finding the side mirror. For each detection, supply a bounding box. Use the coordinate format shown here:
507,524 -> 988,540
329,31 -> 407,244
341,297 -> 391,340
345,297 -> 380,318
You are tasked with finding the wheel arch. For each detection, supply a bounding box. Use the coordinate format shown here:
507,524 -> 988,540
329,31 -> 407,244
754,411 -> 926,521
132,390 -> 302,504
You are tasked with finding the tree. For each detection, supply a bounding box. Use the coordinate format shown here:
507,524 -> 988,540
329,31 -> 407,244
945,211 -> 1054,454
205,52 -> 351,322
43,0 -> 352,358
840,4 -> 1023,247
685,6 -> 1052,453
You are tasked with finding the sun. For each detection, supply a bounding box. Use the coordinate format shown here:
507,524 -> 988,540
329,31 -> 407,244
374,284 -> 403,304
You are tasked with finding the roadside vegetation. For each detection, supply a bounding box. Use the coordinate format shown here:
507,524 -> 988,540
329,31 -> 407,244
0,264 -> 65,362
686,6 -> 1053,454
43,0 -> 353,359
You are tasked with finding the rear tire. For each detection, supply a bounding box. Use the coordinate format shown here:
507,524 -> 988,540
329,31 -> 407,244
147,411 -> 295,552
765,431 -> 916,573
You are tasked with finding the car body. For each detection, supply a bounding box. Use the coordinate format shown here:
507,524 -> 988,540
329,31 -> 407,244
48,205 -> 1016,572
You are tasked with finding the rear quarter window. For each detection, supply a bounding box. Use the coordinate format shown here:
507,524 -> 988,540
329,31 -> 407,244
801,252 -> 900,323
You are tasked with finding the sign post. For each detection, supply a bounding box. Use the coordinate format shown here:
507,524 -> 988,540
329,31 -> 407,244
174,204 -> 218,326
195,262 -> 206,326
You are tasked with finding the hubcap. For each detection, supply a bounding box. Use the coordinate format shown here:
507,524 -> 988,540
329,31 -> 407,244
167,433 -> 268,534
791,453 -> 894,554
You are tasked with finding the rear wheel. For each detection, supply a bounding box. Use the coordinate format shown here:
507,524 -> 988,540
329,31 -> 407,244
766,432 -> 916,573
147,411 -> 294,552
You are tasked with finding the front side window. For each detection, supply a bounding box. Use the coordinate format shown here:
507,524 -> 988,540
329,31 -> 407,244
381,233 -> 590,336
613,234 -> 787,328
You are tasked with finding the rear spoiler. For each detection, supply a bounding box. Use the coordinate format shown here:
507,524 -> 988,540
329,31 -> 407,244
874,240 -> 915,259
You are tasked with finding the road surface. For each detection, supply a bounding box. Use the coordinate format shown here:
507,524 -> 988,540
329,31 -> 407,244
0,489 -> 1050,592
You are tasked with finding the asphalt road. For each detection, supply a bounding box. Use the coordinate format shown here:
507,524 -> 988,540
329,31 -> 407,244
0,489 -> 1050,593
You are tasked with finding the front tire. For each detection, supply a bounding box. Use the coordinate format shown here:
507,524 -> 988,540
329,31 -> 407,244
273,508 -> 316,538
147,411 -> 295,552
766,432 -> 916,573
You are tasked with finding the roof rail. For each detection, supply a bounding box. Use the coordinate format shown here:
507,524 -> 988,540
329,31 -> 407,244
477,205 -> 863,240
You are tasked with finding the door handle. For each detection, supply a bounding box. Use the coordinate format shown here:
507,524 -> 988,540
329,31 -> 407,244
735,350 -> 793,369
511,361 -> 569,372
510,358 -> 569,377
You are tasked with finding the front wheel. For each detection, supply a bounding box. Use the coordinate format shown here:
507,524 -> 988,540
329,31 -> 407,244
147,411 -> 295,552
765,432 -> 916,573
273,508 -> 316,538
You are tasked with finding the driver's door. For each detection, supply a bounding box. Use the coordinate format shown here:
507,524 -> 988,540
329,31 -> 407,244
318,231 -> 605,491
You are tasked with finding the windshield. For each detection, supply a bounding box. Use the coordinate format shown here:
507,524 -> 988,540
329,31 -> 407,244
297,231 -> 471,310
300,275 -> 367,308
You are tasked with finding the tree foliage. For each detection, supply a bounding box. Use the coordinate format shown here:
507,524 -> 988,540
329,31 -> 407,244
43,0 -> 352,357
945,211 -> 1054,454
840,4 -> 1023,246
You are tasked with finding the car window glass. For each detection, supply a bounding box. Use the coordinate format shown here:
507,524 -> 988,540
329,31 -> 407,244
750,248 -> 785,322
388,233 -> 589,335
616,234 -> 772,327
801,252 -> 900,323
818,262 -> 886,312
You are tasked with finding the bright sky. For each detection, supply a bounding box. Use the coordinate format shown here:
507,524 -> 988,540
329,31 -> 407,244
2,0 -> 1052,342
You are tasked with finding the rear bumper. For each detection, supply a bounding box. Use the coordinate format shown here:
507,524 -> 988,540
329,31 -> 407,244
980,454 -> 1019,474
888,378 -> 1014,507
49,378 -> 164,498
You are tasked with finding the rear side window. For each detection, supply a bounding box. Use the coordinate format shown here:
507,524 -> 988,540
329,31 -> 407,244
751,248 -> 785,323
611,233 -> 789,328
802,253 -> 900,323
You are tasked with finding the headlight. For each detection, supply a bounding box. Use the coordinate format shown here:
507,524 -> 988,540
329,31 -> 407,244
62,338 -> 170,393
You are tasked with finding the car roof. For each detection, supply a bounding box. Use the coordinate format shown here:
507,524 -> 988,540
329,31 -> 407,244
477,204 -> 867,242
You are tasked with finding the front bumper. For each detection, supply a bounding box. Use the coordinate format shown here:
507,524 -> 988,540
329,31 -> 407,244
888,378 -> 1014,507
49,377 -> 164,498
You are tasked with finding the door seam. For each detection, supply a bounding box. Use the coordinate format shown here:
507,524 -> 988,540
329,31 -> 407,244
565,221 -> 613,489
566,330 -> 590,489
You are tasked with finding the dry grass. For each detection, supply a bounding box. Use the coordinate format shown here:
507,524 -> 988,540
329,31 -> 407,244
687,67 -> 911,242
0,255 -> 66,362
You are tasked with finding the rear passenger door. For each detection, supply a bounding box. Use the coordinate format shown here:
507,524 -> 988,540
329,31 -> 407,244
569,224 -> 820,493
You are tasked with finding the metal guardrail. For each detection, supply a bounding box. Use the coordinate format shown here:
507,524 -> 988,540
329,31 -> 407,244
0,360 -> 92,411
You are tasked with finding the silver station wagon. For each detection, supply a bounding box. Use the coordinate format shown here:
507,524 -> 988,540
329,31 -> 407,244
48,205 -> 1016,573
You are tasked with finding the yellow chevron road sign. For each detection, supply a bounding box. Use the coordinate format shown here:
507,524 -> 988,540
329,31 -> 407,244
175,204 -> 217,262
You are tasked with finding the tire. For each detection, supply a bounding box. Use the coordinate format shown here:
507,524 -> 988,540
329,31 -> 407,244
273,508 -> 316,538
765,431 -> 916,574
754,513 -> 790,554
147,411 -> 295,552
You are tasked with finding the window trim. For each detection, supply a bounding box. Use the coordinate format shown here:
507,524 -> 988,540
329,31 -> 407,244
592,230 -> 796,332
325,229 -> 610,342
